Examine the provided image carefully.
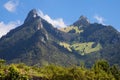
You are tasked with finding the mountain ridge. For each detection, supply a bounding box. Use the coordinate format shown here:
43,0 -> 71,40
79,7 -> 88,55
0,9 -> 120,67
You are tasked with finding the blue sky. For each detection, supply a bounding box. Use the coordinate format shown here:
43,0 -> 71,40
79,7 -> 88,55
0,0 -> 120,37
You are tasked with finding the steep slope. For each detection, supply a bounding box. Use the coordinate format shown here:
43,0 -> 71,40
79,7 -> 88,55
0,9 -> 120,67
59,16 -> 120,67
0,9 -> 78,66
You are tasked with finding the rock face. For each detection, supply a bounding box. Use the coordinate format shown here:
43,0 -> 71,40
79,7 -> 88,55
0,9 -> 120,67
73,15 -> 90,28
0,9 -> 78,66
24,9 -> 39,23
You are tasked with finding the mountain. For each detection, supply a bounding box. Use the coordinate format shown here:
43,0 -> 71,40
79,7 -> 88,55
73,15 -> 90,28
0,9 -> 120,67
0,9 -> 78,66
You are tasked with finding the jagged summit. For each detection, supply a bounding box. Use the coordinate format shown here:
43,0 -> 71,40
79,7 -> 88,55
79,15 -> 89,22
24,9 -> 40,23
29,9 -> 37,15
73,15 -> 90,28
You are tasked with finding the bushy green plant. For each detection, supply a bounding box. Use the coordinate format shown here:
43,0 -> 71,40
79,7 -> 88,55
0,59 -> 120,80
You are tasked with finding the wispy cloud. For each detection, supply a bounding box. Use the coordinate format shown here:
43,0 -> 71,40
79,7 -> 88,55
94,15 -> 105,25
0,21 -> 21,38
4,0 -> 19,12
38,10 -> 67,28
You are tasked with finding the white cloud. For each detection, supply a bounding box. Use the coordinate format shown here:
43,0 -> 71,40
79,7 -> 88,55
4,0 -> 19,12
38,10 -> 67,28
94,15 -> 105,24
0,21 -> 21,38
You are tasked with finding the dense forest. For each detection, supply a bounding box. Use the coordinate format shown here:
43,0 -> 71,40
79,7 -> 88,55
0,59 -> 120,80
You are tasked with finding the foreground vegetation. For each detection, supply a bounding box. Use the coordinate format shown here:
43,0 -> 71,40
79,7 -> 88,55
0,59 -> 120,80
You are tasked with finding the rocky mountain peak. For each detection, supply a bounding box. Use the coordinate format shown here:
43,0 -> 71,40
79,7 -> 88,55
73,15 -> 90,28
24,9 -> 40,23
79,15 -> 89,22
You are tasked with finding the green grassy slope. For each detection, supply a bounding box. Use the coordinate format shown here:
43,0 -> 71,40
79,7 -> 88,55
59,42 -> 102,55
60,26 -> 83,33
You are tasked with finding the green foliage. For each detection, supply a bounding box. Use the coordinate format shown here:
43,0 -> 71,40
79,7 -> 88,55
0,59 -> 6,68
60,26 -> 83,33
59,42 -> 102,55
0,59 -> 6,64
110,65 -> 120,80
59,42 -> 72,52
93,60 -> 110,72
5,65 -> 28,80
71,42 -> 102,55
0,60 -> 120,80
92,61 -> 112,79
